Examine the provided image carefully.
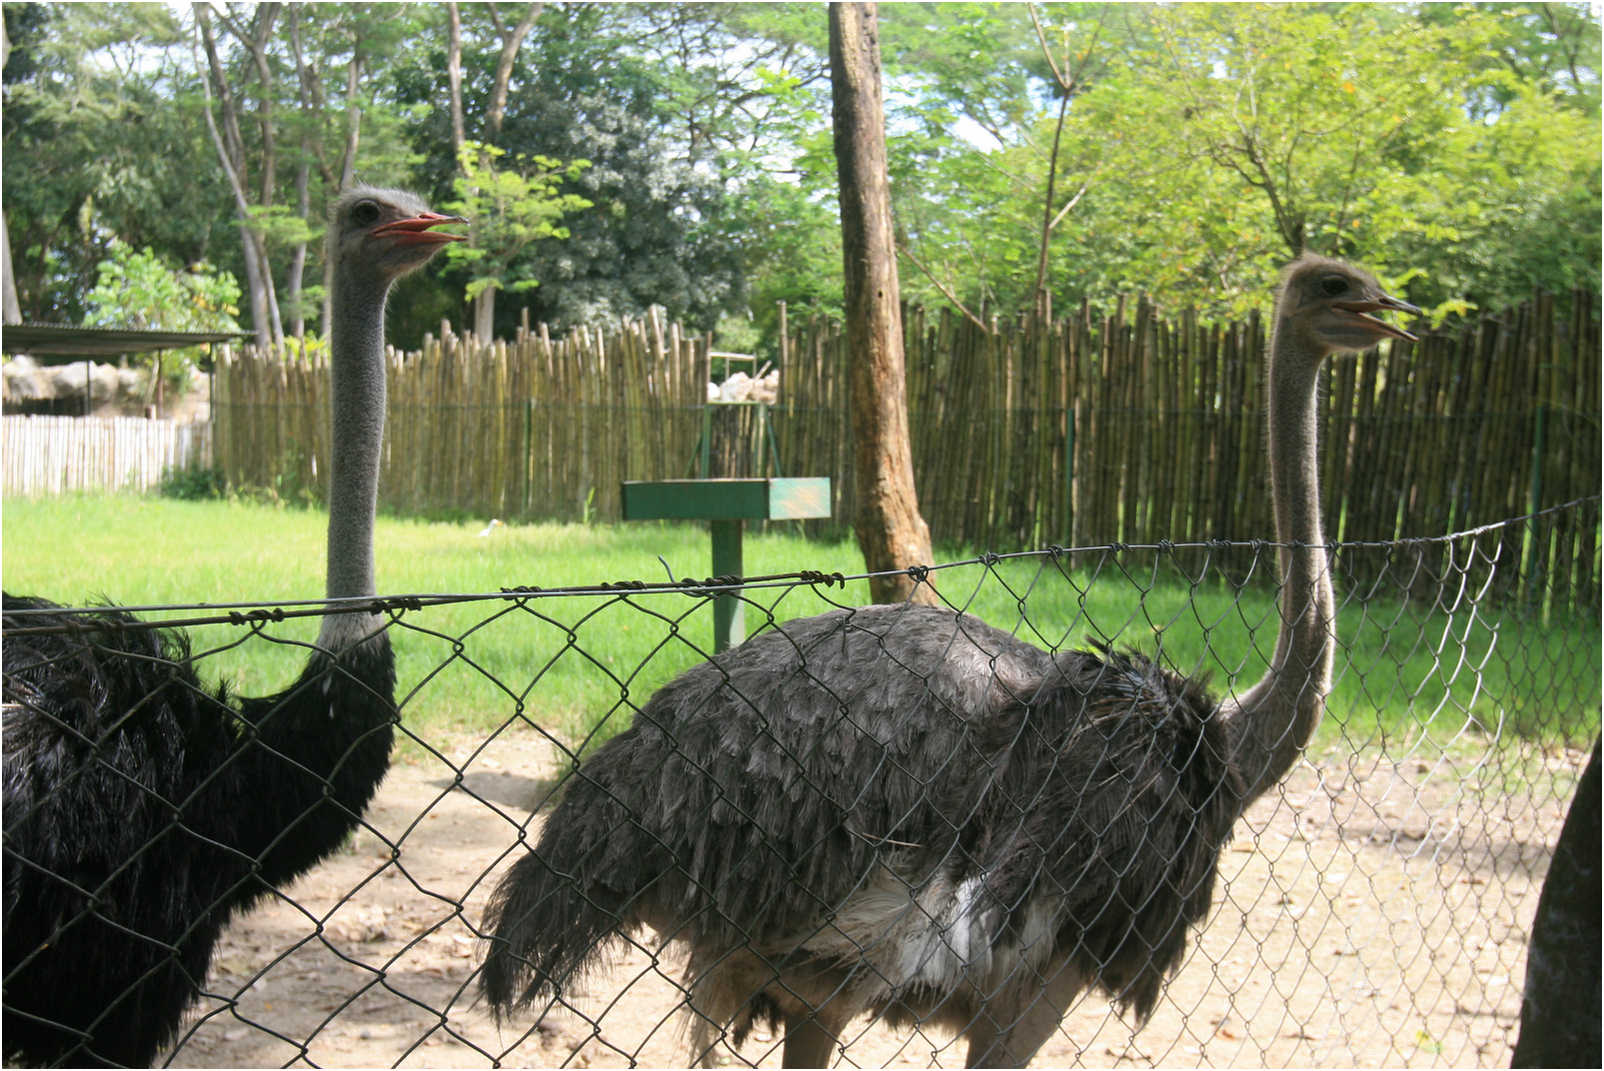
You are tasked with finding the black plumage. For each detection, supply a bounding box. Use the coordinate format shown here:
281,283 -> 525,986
1511,740 -> 1601,1067
2,601 -> 394,1066
1,186 -> 462,1067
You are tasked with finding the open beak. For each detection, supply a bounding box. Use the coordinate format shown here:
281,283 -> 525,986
1331,294 -> 1422,342
373,212 -> 468,245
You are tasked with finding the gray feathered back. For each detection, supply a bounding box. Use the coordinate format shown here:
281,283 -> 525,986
483,604 -> 1240,1024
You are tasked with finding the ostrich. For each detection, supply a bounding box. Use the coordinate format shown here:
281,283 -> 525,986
1512,739 -> 1601,1067
1,187 -> 463,1067
480,254 -> 1419,1067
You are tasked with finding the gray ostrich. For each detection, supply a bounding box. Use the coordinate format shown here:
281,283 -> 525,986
481,255 -> 1419,1067
2,188 -> 462,1067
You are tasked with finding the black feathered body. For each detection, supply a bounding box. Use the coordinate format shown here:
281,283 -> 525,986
1512,740 -> 1601,1067
483,603 -> 1242,1061
2,595 -> 396,1067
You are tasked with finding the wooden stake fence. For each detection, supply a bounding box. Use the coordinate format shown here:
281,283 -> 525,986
212,290 -> 1599,610
2,415 -> 211,497
213,310 -> 709,523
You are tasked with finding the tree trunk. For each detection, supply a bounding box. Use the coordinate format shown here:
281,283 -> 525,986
0,24 -> 17,324
829,1 -> 936,606
1032,89 -> 1070,317
216,3 -> 285,349
447,3 -> 466,157
287,164 -> 309,343
286,7 -> 317,342
485,3 -> 542,142
1,210 -> 20,324
322,47 -> 366,336
1026,4 -> 1105,317
474,288 -> 496,340
196,3 -> 282,350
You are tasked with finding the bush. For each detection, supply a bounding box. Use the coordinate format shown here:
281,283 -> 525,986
158,464 -> 225,501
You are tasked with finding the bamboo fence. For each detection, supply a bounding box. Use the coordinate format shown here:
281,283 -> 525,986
213,309 -> 710,521
777,289 -> 1600,611
211,289 -> 1600,609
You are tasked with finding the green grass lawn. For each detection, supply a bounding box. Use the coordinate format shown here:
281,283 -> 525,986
4,494 -> 1597,755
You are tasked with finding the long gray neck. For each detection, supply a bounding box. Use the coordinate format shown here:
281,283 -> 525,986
1222,315 -> 1335,805
319,269 -> 390,652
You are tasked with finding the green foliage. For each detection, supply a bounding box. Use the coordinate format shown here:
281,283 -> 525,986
245,203 -> 321,252
711,312 -> 763,357
442,141 -> 592,304
2,2 -> 232,323
734,172 -> 845,339
1076,3 -> 1598,318
386,3 -> 749,334
85,241 -> 242,333
157,464 -> 226,501
884,2 -> 1601,322
82,240 -> 242,382
3,2 -> 1597,346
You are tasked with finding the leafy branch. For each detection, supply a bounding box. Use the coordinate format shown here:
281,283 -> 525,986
442,140 -> 592,304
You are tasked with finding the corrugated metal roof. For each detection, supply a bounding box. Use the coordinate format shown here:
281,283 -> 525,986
1,323 -> 251,362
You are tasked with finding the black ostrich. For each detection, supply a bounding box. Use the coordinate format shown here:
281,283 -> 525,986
480,255 -> 1421,1067
1512,739 -> 1601,1067
1,187 -> 463,1067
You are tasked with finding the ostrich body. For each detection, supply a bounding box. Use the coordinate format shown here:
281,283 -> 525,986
1512,739 -> 1601,1067
481,256 -> 1419,1067
1,187 -> 462,1067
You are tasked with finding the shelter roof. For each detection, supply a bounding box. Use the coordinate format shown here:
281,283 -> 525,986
0,323 -> 250,363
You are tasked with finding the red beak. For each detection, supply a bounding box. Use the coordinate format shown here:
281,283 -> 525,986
372,212 -> 467,245
1331,295 -> 1422,342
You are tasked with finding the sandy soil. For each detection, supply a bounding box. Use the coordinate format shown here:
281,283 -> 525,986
163,731 -> 1581,1069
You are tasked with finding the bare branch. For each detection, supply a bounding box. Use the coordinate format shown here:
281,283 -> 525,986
486,3 -> 542,141
897,240 -> 991,334
1028,3 -> 1069,90
1047,178 -> 1092,233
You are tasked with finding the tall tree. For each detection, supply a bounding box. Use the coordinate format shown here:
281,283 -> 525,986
1057,2 -> 1600,317
194,1 -> 283,349
458,2 -> 542,337
5,2 -> 1595,351
446,2 -> 465,159
395,3 -> 743,334
1025,2 -> 1107,315
483,2 -> 541,143
829,1 -> 936,606
2,3 -> 231,324
1,14 -> 19,324
187,2 -> 438,347
1,211 -> 18,326
441,140 -> 589,337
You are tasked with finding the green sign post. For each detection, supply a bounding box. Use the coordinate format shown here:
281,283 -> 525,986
621,477 -> 832,651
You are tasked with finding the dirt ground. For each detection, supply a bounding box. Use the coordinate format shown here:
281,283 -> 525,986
163,730 -> 1581,1070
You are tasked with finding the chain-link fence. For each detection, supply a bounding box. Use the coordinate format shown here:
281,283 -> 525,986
3,503 -> 1597,1068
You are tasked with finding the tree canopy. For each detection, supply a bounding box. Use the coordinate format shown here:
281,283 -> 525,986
3,2 -> 1597,352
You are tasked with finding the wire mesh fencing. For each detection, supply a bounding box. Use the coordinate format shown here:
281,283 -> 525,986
2,502 -> 1597,1069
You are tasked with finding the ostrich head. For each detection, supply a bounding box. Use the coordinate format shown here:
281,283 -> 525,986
328,186 -> 465,285
1274,253 -> 1420,359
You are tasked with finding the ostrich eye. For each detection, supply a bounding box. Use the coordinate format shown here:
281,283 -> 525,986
1320,275 -> 1350,296
351,201 -> 382,227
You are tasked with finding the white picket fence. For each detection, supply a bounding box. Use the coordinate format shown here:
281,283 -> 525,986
2,415 -> 212,497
